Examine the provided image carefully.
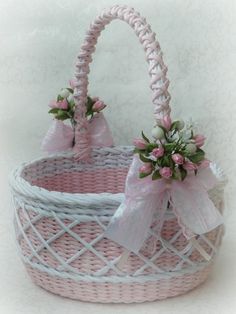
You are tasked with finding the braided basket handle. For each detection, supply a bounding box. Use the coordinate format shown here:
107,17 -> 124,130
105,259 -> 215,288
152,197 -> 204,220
73,5 -> 171,160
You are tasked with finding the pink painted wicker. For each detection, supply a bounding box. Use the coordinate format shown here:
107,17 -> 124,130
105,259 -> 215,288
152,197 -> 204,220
10,5 -> 226,303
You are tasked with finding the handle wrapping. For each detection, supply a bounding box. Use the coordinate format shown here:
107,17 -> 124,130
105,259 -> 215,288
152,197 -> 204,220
73,5 -> 171,160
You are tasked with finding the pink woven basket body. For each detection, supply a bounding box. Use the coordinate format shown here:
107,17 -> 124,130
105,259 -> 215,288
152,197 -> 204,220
10,5 -> 226,303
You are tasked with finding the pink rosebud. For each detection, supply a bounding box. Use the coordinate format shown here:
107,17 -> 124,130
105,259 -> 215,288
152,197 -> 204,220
152,147 -> 164,158
58,99 -> 68,110
183,161 -> 197,171
161,115 -> 172,131
49,99 -> 68,110
92,100 -> 106,112
49,100 -> 58,109
198,159 -> 210,169
172,153 -> 184,165
139,163 -> 153,175
194,134 -> 206,147
69,79 -> 77,89
133,138 -> 147,150
159,167 -> 173,179
92,97 -> 99,102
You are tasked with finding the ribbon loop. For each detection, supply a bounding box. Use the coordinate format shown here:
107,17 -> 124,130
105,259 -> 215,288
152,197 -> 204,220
41,113 -> 113,154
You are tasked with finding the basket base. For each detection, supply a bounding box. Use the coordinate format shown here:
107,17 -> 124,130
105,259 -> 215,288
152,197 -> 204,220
25,263 -> 212,303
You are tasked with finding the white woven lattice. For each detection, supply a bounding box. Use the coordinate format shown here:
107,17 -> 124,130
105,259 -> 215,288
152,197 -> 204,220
13,194 -> 224,283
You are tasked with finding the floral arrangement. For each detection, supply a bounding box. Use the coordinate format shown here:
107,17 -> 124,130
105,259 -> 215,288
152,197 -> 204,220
133,116 -> 209,181
48,79 -> 106,128
41,80 -> 112,154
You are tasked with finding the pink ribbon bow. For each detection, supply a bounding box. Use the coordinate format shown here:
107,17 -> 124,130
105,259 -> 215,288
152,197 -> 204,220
41,112 -> 113,154
105,155 -> 223,254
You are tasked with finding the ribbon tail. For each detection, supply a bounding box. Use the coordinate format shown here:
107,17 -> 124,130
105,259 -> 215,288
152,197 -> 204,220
105,155 -> 168,254
171,183 -> 223,238
105,196 -> 159,254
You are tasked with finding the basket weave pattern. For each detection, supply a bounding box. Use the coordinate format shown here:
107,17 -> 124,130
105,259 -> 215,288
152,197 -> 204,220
11,149 -> 225,302
10,5 -> 226,303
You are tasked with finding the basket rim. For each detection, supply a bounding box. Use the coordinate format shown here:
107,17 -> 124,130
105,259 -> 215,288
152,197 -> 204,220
9,146 -> 227,209
9,146 -> 133,207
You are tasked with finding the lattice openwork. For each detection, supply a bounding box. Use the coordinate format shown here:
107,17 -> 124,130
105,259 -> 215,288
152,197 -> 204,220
13,195 -> 223,280
10,146 -> 226,303
9,4 -> 227,302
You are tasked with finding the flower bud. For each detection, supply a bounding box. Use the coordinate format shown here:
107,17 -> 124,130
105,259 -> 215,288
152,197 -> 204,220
151,126 -> 165,140
58,99 -> 68,110
139,163 -> 153,175
185,143 -> 197,155
161,115 -> 172,131
133,138 -> 147,150
92,100 -> 106,112
59,89 -> 70,99
67,94 -> 74,103
92,97 -> 99,102
183,161 -> 197,171
152,147 -> 164,158
49,99 -> 68,110
159,167 -> 173,179
49,100 -> 57,109
193,134 -> 205,147
172,153 -> 184,165
198,159 -> 210,169
176,119 -> 185,130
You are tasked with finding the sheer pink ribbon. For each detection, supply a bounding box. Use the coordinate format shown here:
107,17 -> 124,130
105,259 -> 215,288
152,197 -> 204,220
105,155 -> 223,255
41,112 -> 113,154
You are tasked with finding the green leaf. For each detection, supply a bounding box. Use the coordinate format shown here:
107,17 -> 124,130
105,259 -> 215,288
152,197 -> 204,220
152,170 -> 161,180
141,131 -> 150,143
133,148 -> 140,154
147,143 -> 158,152
170,121 -> 179,131
68,99 -> 75,109
139,153 -> 151,163
48,108 -> 59,114
86,96 -> 94,113
164,143 -> 175,153
158,124 -> 167,132
197,148 -> 205,154
139,172 -> 150,179
57,95 -> 64,101
179,167 -> 187,181
162,156 -> 170,167
169,157 -> 174,169
86,109 -> 93,117
191,129 -> 194,139
188,151 -> 205,163
172,169 -> 181,180
66,88 -> 74,93
55,110 -> 70,121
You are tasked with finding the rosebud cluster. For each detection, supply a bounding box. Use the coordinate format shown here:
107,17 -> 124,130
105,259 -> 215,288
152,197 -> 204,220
133,116 -> 209,181
48,79 -> 106,124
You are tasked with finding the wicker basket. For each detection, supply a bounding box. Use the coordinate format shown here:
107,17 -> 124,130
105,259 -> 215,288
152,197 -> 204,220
10,5 -> 226,303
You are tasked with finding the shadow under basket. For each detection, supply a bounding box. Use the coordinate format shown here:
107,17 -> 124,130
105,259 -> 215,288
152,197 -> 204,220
10,147 -> 226,303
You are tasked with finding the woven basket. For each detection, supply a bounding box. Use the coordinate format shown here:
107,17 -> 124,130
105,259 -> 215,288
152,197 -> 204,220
10,5 -> 227,303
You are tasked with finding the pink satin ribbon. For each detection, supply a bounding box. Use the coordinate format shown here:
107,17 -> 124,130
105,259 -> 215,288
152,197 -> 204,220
41,113 -> 113,154
105,155 -> 223,254
88,112 -> 114,147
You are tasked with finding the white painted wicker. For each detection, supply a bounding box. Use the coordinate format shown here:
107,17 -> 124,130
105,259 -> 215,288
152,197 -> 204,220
9,5 -> 227,303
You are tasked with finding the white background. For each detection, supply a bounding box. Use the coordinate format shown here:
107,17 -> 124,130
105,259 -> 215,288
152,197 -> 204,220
0,0 -> 236,313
